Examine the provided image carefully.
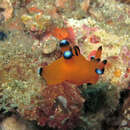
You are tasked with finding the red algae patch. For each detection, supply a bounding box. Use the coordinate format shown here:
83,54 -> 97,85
90,35 -> 101,44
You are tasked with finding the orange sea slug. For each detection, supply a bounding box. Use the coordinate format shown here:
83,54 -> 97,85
39,40 -> 107,86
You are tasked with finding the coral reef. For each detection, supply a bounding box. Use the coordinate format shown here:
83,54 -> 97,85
0,0 -> 129,129
30,82 -> 84,129
119,89 -> 130,129
119,0 -> 130,4
101,89 -> 130,130
78,82 -> 119,130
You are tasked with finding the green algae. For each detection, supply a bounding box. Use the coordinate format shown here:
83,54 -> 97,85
0,32 -> 43,114
78,82 -> 119,130
81,82 -> 119,113
0,79 -> 42,113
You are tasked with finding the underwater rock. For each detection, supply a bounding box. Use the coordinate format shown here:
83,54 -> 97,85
119,0 -> 130,4
55,0 -> 68,8
80,0 -> 90,13
89,8 -> 104,21
0,31 -> 7,41
120,45 -> 130,66
36,82 -> 84,129
90,35 -> 101,44
42,36 -> 57,54
21,14 -> 52,31
121,120 -> 127,126
1,115 -> 40,130
0,0 -> 13,22
56,96 -> 67,109
1,116 -> 26,130
42,42 -> 57,54
0,0 -> 129,130
0,9 -> 5,24
120,93 -> 130,129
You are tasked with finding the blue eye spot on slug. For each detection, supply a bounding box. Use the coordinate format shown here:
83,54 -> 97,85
60,40 -> 70,47
63,50 -> 73,59
95,68 -> 104,75
37,67 -> 43,76
91,56 -> 95,60
0,31 -> 7,41
102,60 -> 107,65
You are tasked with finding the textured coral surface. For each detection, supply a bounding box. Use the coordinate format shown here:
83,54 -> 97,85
0,0 -> 129,130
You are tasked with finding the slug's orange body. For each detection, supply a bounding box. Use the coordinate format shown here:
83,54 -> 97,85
41,41 -> 107,86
